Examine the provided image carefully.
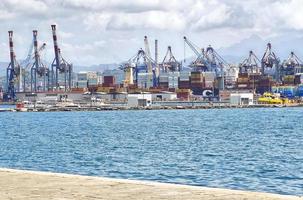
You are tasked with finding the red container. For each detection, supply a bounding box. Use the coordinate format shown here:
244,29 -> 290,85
103,76 -> 115,85
191,82 -> 205,88
294,75 -> 301,85
178,80 -> 190,89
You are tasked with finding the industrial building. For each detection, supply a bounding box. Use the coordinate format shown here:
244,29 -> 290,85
230,93 -> 254,105
127,93 -> 152,107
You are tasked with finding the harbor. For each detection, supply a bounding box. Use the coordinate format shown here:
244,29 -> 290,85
1,1 -> 303,199
0,168 -> 301,200
1,26 -> 303,108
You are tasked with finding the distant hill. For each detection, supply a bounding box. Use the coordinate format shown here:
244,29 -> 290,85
73,63 -> 120,73
217,34 -> 303,64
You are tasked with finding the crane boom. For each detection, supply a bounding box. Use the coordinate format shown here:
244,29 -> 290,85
183,36 -> 201,57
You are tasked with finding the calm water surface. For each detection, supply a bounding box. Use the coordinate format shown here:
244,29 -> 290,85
0,108 -> 302,195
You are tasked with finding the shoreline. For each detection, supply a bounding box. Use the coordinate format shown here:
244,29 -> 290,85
1,103 -> 303,112
0,168 -> 302,200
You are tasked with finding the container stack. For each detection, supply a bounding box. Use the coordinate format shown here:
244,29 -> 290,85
159,73 -> 169,88
282,75 -> 295,85
137,73 -> 153,88
236,73 -> 250,89
168,72 -> 179,89
256,76 -> 273,94
248,73 -> 261,89
87,72 -> 98,86
190,71 -> 205,95
297,85 -> 303,97
294,74 -> 303,85
178,71 -> 191,89
176,89 -> 191,100
272,86 -> 296,98
76,72 -> 89,88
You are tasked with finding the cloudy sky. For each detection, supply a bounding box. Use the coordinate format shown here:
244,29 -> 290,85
0,0 -> 302,66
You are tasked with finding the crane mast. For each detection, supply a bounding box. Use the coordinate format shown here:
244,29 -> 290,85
31,30 -> 49,92
51,25 -> 73,91
5,31 -> 21,101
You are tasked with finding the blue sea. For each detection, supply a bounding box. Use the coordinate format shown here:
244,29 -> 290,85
0,108 -> 302,195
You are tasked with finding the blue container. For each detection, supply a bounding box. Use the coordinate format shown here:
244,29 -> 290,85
272,86 -> 295,98
297,85 -> 303,97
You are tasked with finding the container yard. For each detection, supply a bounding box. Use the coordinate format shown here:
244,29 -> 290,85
1,28 -> 303,109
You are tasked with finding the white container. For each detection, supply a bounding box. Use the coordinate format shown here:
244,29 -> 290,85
203,72 -> 215,82
180,71 -> 191,80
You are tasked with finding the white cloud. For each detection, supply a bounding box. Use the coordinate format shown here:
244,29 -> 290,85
272,0 -> 303,30
106,11 -> 185,31
0,0 -> 302,66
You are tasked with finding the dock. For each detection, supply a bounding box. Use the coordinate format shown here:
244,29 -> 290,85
0,168 -> 301,200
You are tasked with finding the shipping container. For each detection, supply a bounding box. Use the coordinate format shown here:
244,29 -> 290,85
179,71 -> 191,81
178,80 -> 190,89
296,85 -> 303,96
272,86 -> 296,98
103,76 -> 115,85
159,82 -> 169,88
202,72 -> 216,82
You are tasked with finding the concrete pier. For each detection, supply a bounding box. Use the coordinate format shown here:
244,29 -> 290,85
0,168 -> 301,200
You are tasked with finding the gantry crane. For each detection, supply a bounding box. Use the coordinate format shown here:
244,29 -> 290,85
4,31 -> 21,101
31,30 -> 49,92
282,52 -> 303,75
239,50 -> 261,74
183,36 -> 208,72
261,43 -> 280,81
204,45 -> 229,77
20,34 -> 47,92
50,24 -> 73,91
160,46 -> 181,72
121,48 -> 157,88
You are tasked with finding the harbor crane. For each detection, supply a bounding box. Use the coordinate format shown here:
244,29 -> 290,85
160,46 -> 181,72
282,52 -> 303,75
30,30 -> 49,92
239,50 -> 261,74
261,43 -> 280,81
50,24 -> 73,91
204,45 -> 229,77
20,34 -> 47,92
121,48 -> 157,88
4,31 -> 21,101
183,36 -> 208,72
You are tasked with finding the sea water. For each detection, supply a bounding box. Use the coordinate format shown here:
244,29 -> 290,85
0,108 -> 302,195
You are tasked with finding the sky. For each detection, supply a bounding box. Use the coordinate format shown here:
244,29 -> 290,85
0,0 -> 303,66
